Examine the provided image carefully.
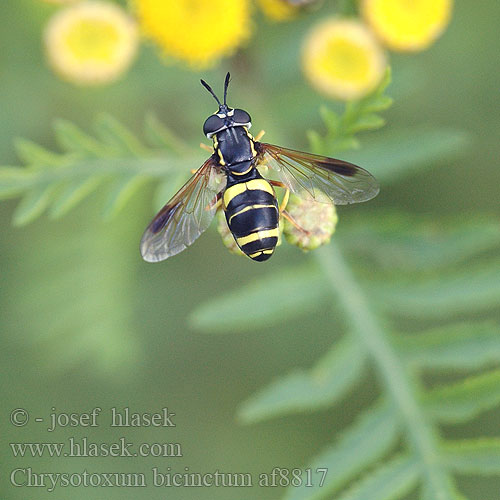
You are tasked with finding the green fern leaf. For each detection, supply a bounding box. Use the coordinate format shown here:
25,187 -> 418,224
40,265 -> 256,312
49,177 -> 104,218
13,183 -> 61,226
0,115 -> 201,224
103,174 -> 149,219
94,113 -> 147,157
424,369 -> 500,423
285,401 -> 401,500
421,477 -> 467,500
0,167 -> 35,197
238,334 -> 366,423
144,112 -> 190,155
371,261 -> 500,319
443,439 -> 500,475
14,138 -> 63,166
396,322 -> 500,371
334,456 -> 419,500
54,119 -> 109,157
342,218 -> 500,273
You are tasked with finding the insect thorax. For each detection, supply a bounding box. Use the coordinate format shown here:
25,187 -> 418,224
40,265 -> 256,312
213,126 -> 256,169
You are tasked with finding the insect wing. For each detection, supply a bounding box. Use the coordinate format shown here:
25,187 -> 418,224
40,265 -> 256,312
140,158 -> 225,262
257,143 -> 379,205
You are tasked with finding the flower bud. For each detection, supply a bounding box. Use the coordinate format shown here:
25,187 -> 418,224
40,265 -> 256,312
283,192 -> 338,251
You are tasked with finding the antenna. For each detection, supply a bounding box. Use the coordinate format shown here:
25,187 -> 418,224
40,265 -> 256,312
223,72 -> 231,106
200,79 -> 222,107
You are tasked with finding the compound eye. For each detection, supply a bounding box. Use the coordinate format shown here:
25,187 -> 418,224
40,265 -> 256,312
233,109 -> 251,125
203,115 -> 224,137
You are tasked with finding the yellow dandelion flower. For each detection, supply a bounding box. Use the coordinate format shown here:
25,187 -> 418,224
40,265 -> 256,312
132,0 -> 252,68
302,18 -> 387,101
361,0 -> 453,52
44,1 -> 138,86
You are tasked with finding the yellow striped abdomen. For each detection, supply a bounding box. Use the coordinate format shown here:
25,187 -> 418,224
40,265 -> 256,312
223,178 -> 279,262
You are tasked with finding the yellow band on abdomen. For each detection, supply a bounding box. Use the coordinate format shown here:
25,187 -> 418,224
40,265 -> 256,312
223,183 -> 247,207
223,179 -> 274,208
245,179 -> 274,195
237,228 -> 280,247
228,204 -> 276,225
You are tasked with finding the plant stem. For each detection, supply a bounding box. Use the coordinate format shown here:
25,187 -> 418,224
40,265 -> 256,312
315,242 -> 451,499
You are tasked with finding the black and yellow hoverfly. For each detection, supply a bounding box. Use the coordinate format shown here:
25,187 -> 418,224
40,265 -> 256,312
140,73 -> 379,263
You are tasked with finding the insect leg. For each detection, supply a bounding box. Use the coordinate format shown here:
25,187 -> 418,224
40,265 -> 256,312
269,180 -> 286,188
279,187 -> 290,212
199,143 -> 214,153
282,210 -> 311,236
268,180 -> 290,212
254,130 -> 266,141
206,193 -> 222,211
269,180 -> 309,234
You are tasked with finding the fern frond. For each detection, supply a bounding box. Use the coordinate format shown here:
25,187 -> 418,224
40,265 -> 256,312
314,243 -> 462,500
334,455 -> 419,500
424,369 -> 500,423
371,260 -> 500,319
238,333 -> 367,423
286,401 -> 401,500
144,112 -> 192,155
443,439 -> 500,475
397,322 -> 500,371
341,217 -> 500,273
0,114 -> 201,225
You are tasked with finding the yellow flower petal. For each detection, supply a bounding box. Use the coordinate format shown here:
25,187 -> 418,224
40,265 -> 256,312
302,18 -> 387,101
132,0 -> 252,68
44,1 -> 138,86
361,0 -> 453,52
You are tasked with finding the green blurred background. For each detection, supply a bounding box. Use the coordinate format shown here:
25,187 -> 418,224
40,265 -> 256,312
1,1 -> 500,499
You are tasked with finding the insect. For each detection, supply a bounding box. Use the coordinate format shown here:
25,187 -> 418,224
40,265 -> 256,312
140,73 -> 379,263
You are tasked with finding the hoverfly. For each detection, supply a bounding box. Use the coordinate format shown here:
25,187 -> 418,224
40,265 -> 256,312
140,73 -> 379,263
